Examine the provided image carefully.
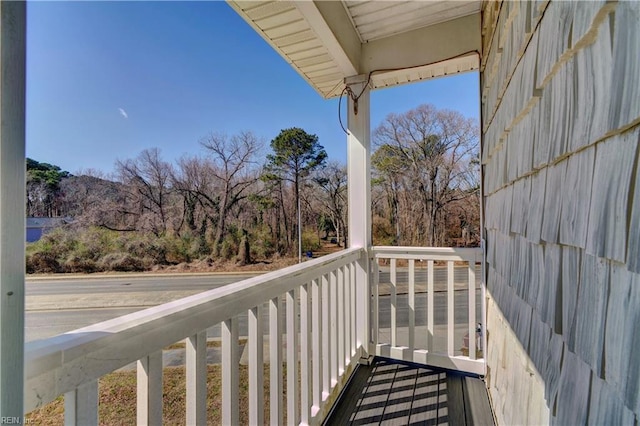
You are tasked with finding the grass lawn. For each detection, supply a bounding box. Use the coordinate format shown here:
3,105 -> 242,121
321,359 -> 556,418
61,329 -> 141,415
26,364 -> 283,425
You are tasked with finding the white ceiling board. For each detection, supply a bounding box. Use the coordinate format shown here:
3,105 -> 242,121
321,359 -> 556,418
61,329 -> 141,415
370,53 -> 479,90
227,0 -> 482,99
346,1 -> 481,42
254,9 -> 303,30
361,13 -> 481,74
296,1 -> 359,76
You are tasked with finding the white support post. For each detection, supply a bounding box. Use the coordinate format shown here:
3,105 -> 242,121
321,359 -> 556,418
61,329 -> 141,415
64,381 -> 98,426
137,351 -> 163,426
248,305 -> 264,425
222,318 -> 239,426
286,288 -> 300,425
270,297 -> 283,425
186,332 -> 207,426
346,76 -> 371,357
0,1 -> 26,417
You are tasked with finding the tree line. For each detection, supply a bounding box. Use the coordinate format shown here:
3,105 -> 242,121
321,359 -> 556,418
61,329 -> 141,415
26,104 -> 479,272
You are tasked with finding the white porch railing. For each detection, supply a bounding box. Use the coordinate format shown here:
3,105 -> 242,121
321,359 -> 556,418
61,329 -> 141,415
370,246 -> 485,375
24,247 -> 364,425
24,245 -> 485,424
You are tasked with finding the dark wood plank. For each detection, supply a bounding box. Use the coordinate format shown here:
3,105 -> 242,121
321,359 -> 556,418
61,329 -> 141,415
351,363 -> 398,424
322,362 -> 374,425
324,358 -> 494,426
447,374 -> 467,426
380,365 -> 417,425
409,369 -> 446,425
463,376 -> 495,426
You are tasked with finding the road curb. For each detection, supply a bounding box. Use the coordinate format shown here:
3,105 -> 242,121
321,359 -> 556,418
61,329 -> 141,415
26,271 -> 265,282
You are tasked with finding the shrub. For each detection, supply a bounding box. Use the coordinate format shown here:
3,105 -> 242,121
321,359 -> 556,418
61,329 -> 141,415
26,251 -> 61,274
220,239 -> 237,260
160,235 -> 191,264
122,233 -> 167,264
63,255 -> 99,273
76,227 -> 118,260
372,215 -> 395,246
98,253 -> 145,272
301,230 -> 322,252
249,226 -> 275,259
39,228 -> 77,259
189,235 -> 209,259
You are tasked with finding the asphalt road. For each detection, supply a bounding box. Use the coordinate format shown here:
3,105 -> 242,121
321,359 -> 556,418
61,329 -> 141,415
26,291 -> 482,342
25,267 -> 482,342
25,266 -> 480,296
25,273 -> 261,296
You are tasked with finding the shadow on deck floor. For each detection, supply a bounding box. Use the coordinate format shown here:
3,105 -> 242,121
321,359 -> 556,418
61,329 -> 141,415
324,358 -> 494,426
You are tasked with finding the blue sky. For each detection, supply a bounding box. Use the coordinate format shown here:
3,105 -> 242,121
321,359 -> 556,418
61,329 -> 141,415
26,1 -> 479,176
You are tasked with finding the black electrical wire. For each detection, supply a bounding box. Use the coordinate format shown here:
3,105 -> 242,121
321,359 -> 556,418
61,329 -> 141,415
338,87 -> 349,134
336,50 -> 481,133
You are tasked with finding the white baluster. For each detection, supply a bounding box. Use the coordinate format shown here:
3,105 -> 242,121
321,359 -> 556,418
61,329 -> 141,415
330,269 -> 338,387
448,261 -> 455,356
286,288 -> 300,425
137,351 -> 163,426
311,277 -> 323,416
469,262 -> 477,360
222,318 -> 239,425
391,258 -> 397,347
249,305 -> 264,425
300,283 -> 312,424
428,260 -> 434,351
321,274 -> 330,400
337,266 -> 345,375
409,259 -> 415,351
64,380 -> 98,426
373,259 -> 380,349
186,332 -> 207,426
270,297 -> 283,425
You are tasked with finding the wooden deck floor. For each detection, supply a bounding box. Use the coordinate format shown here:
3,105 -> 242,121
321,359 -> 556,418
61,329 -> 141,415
324,358 -> 494,426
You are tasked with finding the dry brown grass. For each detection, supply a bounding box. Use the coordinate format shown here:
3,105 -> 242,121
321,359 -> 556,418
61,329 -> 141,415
163,338 -> 247,350
26,364 -> 286,425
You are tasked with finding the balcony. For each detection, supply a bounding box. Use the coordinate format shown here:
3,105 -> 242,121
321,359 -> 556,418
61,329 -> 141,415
24,246 -> 490,425
1,1 -> 636,423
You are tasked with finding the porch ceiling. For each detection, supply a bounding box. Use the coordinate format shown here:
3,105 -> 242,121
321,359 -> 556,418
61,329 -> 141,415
227,1 -> 482,98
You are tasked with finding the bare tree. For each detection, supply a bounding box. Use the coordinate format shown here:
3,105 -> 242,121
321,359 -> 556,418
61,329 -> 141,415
116,148 -> 176,236
172,155 -> 218,238
314,161 -> 348,247
373,104 -> 479,246
200,132 -> 261,257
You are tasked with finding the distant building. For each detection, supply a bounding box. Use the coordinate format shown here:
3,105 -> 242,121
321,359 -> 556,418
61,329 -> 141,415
26,217 -> 71,242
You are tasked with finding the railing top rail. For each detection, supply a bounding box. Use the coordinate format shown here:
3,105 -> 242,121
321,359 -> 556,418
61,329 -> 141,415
371,246 -> 482,262
24,247 -> 364,412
